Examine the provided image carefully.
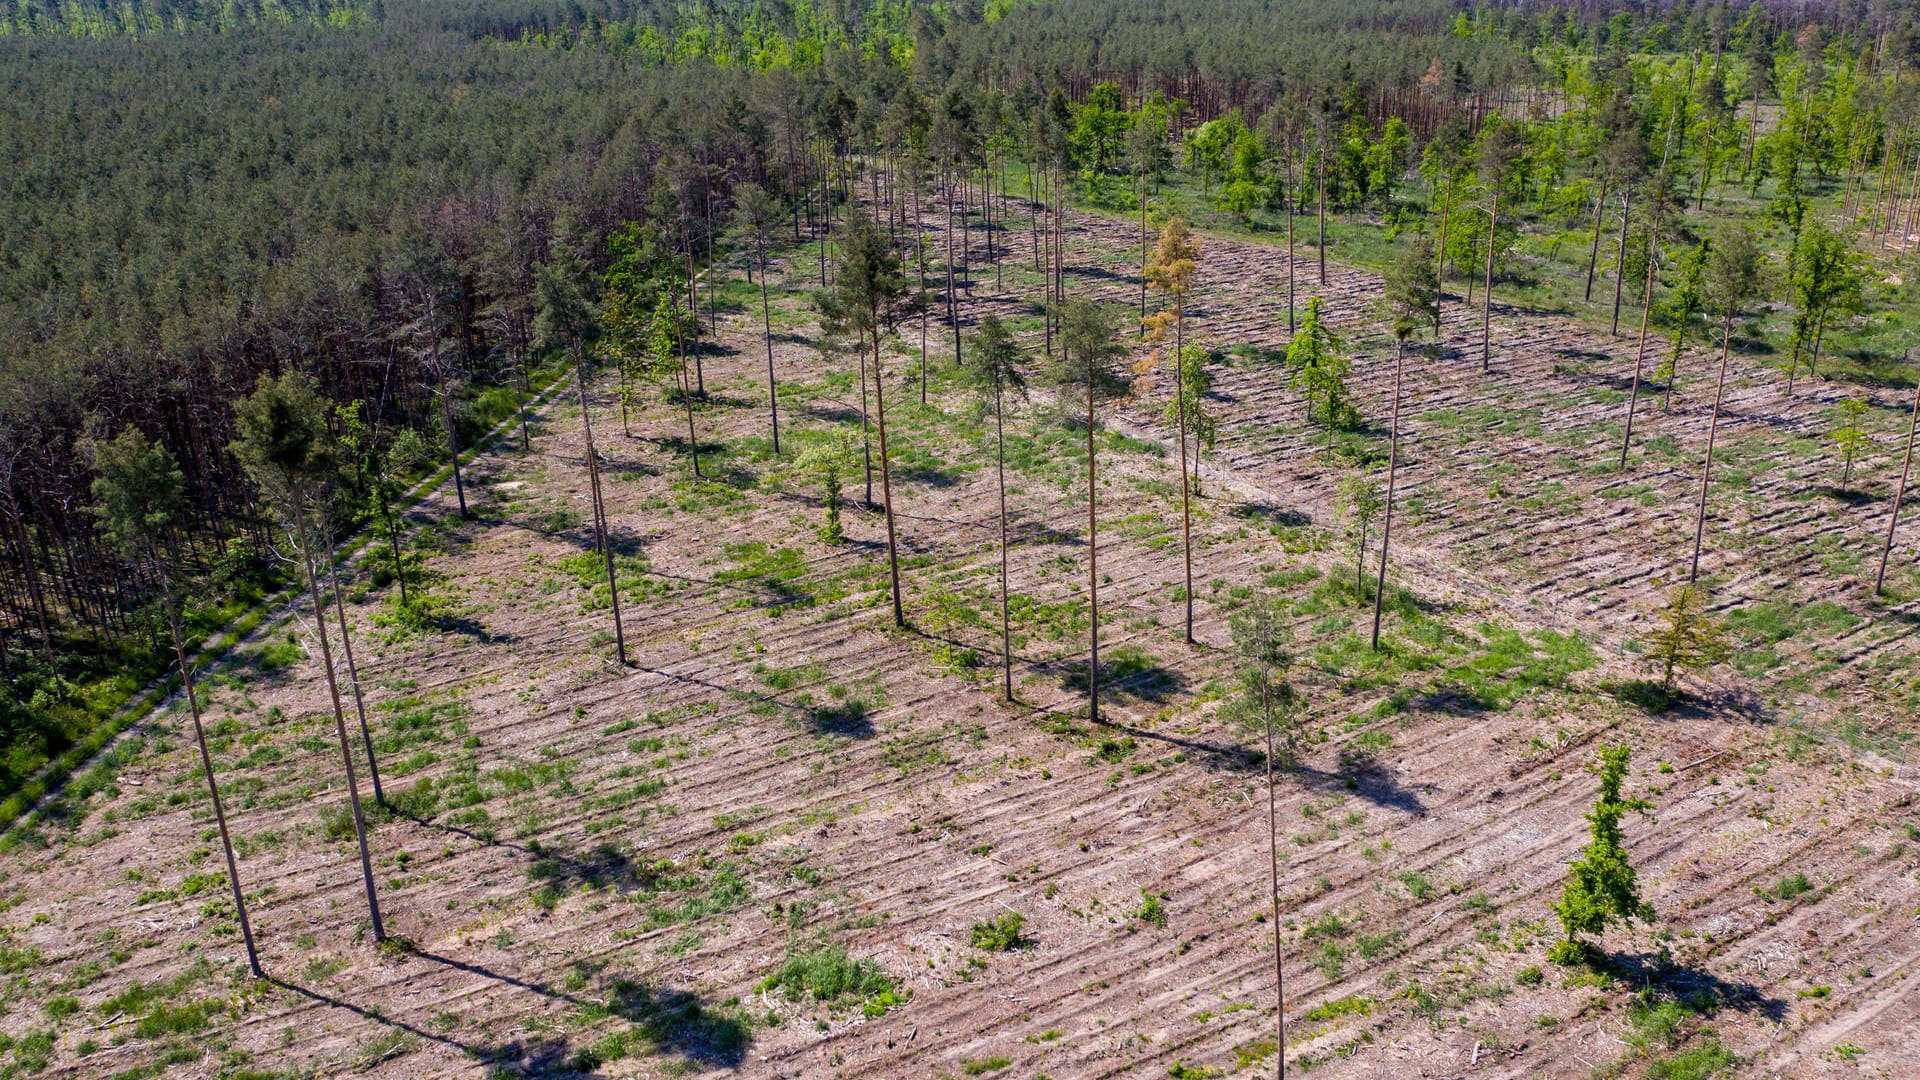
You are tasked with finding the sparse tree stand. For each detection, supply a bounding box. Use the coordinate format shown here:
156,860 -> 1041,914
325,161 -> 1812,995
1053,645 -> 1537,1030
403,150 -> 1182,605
1054,299 -> 1130,723
1145,216 -> 1202,643
1551,743 -> 1654,965
231,371 -> 385,943
92,430 -> 262,978
1689,229 -> 1764,583
1878,374 -> 1920,595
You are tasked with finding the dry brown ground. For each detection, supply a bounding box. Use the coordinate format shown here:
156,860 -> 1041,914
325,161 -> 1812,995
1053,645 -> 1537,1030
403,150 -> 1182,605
0,190 -> 1916,1080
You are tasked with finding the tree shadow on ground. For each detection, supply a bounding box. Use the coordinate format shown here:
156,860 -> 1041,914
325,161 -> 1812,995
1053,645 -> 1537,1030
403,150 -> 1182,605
603,978 -> 751,1069
270,977 -> 489,1066
404,952 -> 751,1074
1598,950 -> 1789,1023
527,839 -> 641,899
1058,646 -> 1185,703
1599,679 -> 1718,719
1233,502 -> 1311,529
799,400 -> 862,425
1296,760 -> 1426,814
1815,485 -> 1878,506
1084,714 -> 1262,774
805,697 -> 876,738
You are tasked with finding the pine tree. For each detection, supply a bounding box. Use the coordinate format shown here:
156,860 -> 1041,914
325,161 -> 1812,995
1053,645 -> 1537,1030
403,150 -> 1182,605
1145,216 -> 1204,642
536,237 -> 627,666
963,315 -> 1030,701
818,208 -> 921,629
231,371 -> 387,943
1551,744 -> 1654,964
1641,585 -> 1730,693
1051,298 -> 1130,723
1223,597 -> 1299,1080
1285,296 -> 1356,448
734,183 -> 786,454
1376,237 -> 1436,648
1690,226 -> 1765,583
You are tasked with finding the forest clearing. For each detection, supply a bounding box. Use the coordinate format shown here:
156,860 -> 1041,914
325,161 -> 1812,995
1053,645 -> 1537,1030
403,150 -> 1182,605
4,1 -> 1920,1078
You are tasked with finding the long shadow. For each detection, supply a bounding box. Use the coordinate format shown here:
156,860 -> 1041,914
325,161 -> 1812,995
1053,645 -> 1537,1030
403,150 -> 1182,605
1815,485 -> 1879,506
1085,714 -> 1262,775
408,952 -> 750,1072
270,976 -> 488,1062
1010,518 -> 1084,547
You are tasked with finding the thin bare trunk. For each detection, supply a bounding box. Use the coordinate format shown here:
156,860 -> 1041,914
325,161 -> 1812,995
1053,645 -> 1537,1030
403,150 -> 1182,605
1689,309 -> 1737,582
1176,302 -> 1193,644
1584,172 -> 1609,300
322,518 -> 381,806
760,234 -> 780,455
874,328 -> 905,628
1877,374 -> 1920,593
1372,344 -> 1404,650
290,491 -> 384,942
575,357 -> 627,665
162,564 -> 262,977
1481,184 -> 1498,372
1620,224 -> 1662,466
1609,184 -> 1633,335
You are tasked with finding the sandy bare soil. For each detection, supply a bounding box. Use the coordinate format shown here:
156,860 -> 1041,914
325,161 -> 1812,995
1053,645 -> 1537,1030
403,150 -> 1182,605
0,190 -> 1915,1080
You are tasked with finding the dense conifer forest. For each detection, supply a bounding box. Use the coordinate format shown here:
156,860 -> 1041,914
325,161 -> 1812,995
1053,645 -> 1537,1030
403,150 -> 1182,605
3,0 -> 1920,1076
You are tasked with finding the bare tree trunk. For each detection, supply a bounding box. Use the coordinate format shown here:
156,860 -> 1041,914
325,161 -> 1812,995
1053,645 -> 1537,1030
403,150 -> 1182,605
1689,309 -> 1737,582
858,339 -> 874,507
1265,682 -> 1286,1080
434,340 -> 466,517
1086,369 -> 1100,724
874,327 -> 905,628
995,370 -> 1014,701
1176,300 -> 1193,644
1877,373 -> 1920,594
322,517 -> 382,806
1316,146 -> 1328,285
289,490 -> 385,942
160,564 -> 262,977
759,233 -> 780,455
1372,343 -> 1404,650
1481,184 -> 1499,372
1286,144 -> 1297,334
1139,168 -> 1149,332
1584,173 -> 1609,300
1620,225 -> 1661,466
1609,184 -> 1633,335
575,357 -> 627,665
1433,174 -> 1449,332
944,168 -> 959,396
